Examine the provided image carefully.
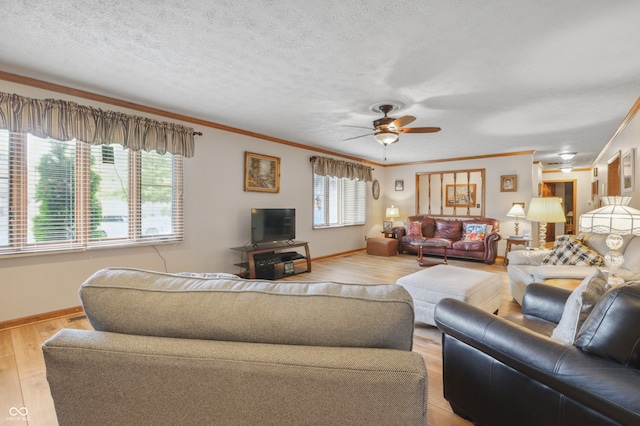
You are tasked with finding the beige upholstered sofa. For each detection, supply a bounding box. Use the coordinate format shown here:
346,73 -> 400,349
43,268 -> 428,426
507,233 -> 640,304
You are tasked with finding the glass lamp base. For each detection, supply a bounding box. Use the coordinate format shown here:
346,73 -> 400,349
607,275 -> 625,288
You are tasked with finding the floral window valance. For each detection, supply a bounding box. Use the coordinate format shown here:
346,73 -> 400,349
0,92 -> 195,157
310,155 -> 373,182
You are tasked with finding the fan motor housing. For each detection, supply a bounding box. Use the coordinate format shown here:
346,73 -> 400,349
373,117 -> 395,129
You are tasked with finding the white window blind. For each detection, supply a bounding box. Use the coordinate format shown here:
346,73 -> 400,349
313,173 -> 365,228
0,130 -> 183,256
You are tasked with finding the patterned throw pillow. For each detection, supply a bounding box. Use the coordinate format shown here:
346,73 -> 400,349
407,221 -> 423,237
464,224 -> 489,241
542,235 -> 605,266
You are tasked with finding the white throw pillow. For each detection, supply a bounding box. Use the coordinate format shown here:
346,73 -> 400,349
550,269 -> 607,345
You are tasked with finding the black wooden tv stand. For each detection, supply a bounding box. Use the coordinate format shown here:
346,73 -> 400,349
231,241 -> 311,279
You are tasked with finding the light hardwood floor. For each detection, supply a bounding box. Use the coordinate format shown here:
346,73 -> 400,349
1,250 -> 519,426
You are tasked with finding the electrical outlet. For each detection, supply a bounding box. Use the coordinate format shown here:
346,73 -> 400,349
364,235 -> 367,241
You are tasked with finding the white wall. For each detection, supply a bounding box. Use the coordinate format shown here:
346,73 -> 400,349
0,81 -> 376,322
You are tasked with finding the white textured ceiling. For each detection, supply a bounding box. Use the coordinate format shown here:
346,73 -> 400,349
1,0 -> 640,168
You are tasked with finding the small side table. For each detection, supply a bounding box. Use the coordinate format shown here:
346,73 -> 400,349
503,237 -> 532,265
381,230 -> 395,238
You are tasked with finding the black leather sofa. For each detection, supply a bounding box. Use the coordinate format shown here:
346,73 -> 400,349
434,282 -> 640,426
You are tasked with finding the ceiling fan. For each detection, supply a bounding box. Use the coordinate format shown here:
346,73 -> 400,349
344,102 -> 441,146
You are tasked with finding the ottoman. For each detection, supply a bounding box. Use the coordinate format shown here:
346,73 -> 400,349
396,265 -> 502,326
367,238 -> 398,256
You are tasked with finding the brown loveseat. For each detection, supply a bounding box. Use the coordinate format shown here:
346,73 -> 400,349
394,215 -> 501,264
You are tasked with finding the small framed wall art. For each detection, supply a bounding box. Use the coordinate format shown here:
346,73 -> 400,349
501,175 -> 517,192
244,151 -> 280,193
622,148 -> 635,193
395,179 -> 404,191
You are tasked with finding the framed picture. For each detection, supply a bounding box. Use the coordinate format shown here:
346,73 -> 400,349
244,152 -> 280,193
383,221 -> 393,232
512,202 -> 525,209
622,148 -> 635,193
395,179 -> 404,191
501,175 -> 517,192
445,184 -> 476,207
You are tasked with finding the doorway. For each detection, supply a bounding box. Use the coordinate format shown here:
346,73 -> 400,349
540,180 -> 576,242
607,152 -> 621,196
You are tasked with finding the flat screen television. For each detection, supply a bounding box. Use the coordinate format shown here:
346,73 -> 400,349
251,208 -> 296,244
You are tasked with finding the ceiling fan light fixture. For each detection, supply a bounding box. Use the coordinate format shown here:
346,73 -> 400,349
374,131 -> 399,146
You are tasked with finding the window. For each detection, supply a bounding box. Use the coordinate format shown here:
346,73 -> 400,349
313,173 -> 366,228
0,131 -> 183,256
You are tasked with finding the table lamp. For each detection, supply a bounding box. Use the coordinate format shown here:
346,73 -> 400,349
506,204 -> 526,236
579,196 -> 640,286
526,197 -> 566,248
386,205 -> 400,224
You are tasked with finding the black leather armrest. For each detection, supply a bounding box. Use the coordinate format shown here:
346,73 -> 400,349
434,298 -> 640,424
435,298 -> 570,376
521,283 -> 572,324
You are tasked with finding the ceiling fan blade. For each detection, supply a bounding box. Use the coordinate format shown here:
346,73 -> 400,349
341,124 -> 375,130
389,115 -> 416,129
399,126 -> 441,133
343,132 -> 376,141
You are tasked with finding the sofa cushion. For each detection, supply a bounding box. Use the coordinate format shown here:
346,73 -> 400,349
550,269 -> 607,344
419,216 -> 436,237
531,265 -> 601,281
542,235 -> 605,267
575,282 -> 640,368
434,219 -> 462,239
80,268 -> 416,351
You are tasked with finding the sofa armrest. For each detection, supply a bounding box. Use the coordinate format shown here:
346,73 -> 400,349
477,231 -> 501,264
520,283 -> 571,324
506,249 -> 551,265
393,226 -> 406,239
434,299 -> 640,424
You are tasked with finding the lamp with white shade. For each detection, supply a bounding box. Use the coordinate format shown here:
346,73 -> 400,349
579,196 -> 640,286
506,204 -> 526,236
526,197 -> 566,248
386,205 -> 400,224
